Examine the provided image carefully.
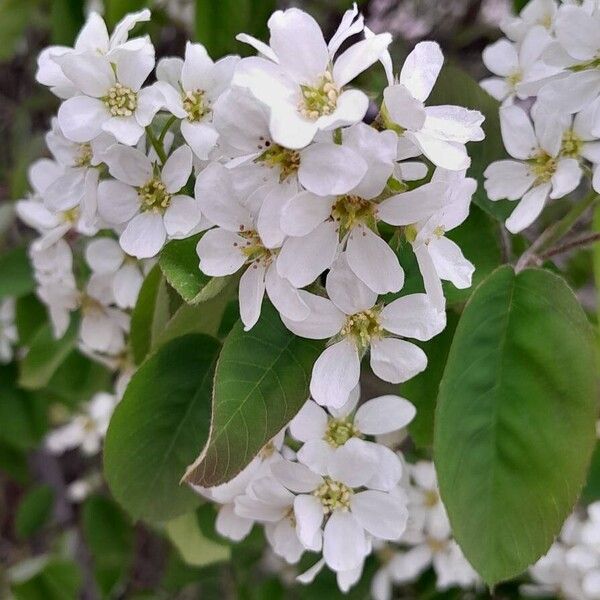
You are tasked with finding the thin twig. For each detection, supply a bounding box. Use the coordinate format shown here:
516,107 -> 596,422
539,232 -> 600,261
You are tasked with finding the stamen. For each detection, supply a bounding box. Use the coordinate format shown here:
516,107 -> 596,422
324,418 -> 362,447
256,144 -> 300,181
340,308 -> 384,352
313,477 -> 353,513
74,143 -> 93,168
330,195 -> 376,238
182,89 -> 210,122
298,71 -> 340,120
103,83 -> 137,117
138,178 -> 171,213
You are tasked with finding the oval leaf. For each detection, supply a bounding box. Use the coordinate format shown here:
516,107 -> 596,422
185,301 -> 323,487
104,334 -> 220,522
434,266 -> 599,585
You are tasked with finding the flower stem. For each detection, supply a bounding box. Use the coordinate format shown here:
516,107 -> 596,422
515,190 -> 600,271
158,115 -> 177,144
145,126 -> 167,164
539,232 -> 600,261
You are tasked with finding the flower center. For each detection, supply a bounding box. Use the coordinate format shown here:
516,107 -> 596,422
257,144 -> 300,181
138,178 -> 171,212
529,151 -> 556,184
313,477 -> 353,513
104,83 -> 137,117
561,129 -> 583,158
260,440 -> 276,459
341,308 -> 383,352
61,207 -> 80,225
235,229 -> 274,265
331,195 -> 376,238
74,143 -> 93,167
299,71 -> 339,120
427,537 -> 448,553
506,70 -> 522,89
324,418 -> 362,448
423,489 -> 440,508
182,89 -> 209,122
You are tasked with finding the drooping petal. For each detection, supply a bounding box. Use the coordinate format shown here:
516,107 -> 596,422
103,144 -> 152,187
102,116 -> 145,146
355,395 -> 416,435
427,237 -> 475,289
323,511 -> 368,572
505,182 -> 551,233
119,211 -> 167,258
383,84 -> 426,130
265,264 -> 310,322
239,263 -> 267,331
351,490 -> 408,540
271,460 -> 323,493
162,145 -> 193,193
163,194 -> 202,238
196,228 -> 247,276
280,291 -> 345,340
370,337 -> 428,384
380,293 -> 446,340
215,504 -> 253,542
549,158 -> 582,199
325,253 -> 378,315
499,104 -> 537,160
181,120 -> 220,160
377,181 -> 446,225
85,238 -> 124,274
294,494 -> 324,551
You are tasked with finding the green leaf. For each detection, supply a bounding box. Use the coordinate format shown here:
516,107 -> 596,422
0,0 -> 38,62
402,311 -> 459,448
104,334 -> 220,522
159,234 -> 230,304
105,0 -> 148,28
50,0 -> 85,45
19,318 -> 78,390
434,266 -> 599,585
428,64 -> 513,221
0,246 -> 35,299
593,205 -> 600,324
130,264 -> 171,365
82,495 -> 133,597
15,295 -> 47,346
15,485 -> 54,539
185,302 -> 323,487
166,510 -> 230,567
11,559 -> 82,600
583,442 -> 600,504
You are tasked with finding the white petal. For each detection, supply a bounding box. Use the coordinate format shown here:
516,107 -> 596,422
58,96 -> 107,143
427,237 -> 475,289
181,42 -> 214,91
483,160 -> 534,201
555,5 -> 600,62
351,490 -> 408,540
370,338 -> 427,384
399,41 -> 443,102
163,194 -> 202,238
102,116 -> 144,146
289,401 -> 328,442
315,89 -> 368,130
215,504 -> 253,541
364,442 -> 404,491
196,228 -> 247,276
346,225 -> 404,294
482,38 -> 518,76
332,33 -> 392,88
297,439 -> 335,474
271,460 -> 323,493
280,191 -> 333,237
355,395 -> 416,435
323,511 -> 368,572
269,104 -> 319,150
181,120 -> 220,160
55,51 -> 113,97
256,183 -> 294,249
104,144 -> 152,187
85,238 -> 124,273
326,253 -> 378,315
480,77 -> 510,101
281,291 -> 345,340
499,104 -> 538,159
236,33 -> 278,62
423,105 -> 484,144
113,264 -> 143,309
97,180 -> 139,224
380,293 -> 446,340
377,181 -> 446,225
538,70 -> 600,115
550,158 -> 582,199
327,438 -> 378,488
119,212 -> 166,258
265,265 -> 310,322
110,8 -> 151,47
409,131 -> 470,170
383,84 -> 426,130
276,221 -> 338,288
294,494 -> 324,551
310,339 -> 361,409
239,263 -> 267,331
136,83 -> 167,126
162,145 -> 193,193
505,182 -> 551,233
298,143 -> 367,196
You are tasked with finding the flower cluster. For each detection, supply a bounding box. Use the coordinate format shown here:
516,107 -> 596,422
21,5 -> 483,412
482,0 -> 600,233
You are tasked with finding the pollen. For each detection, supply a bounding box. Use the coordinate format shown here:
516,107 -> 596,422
298,71 -> 339,120
182,89 -> 209,122
323,418 -> 362,448
331,195 -> 376,238
104,83 -> 137,117
237,229 -> 273,265
341,308 -> 384,352
561,129 -> 583,158
61,206 -> 80,225
138,178 -> 171,212
74,143 -> 93,168
423,489 -> 440,508
529,150 -> 557,184
257,144 -> 300,181
313,477 -> 353,513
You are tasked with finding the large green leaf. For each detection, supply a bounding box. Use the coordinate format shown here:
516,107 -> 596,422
15,485 -> 54,539
10,559 -> 82,600
428,64 -> 513,221
18,318 -> 78,390
82,495 -> 133,597
130,264 -> 171,365
0,246 -> 35,299
434,266 -> 599,585
185,302 -> 323,487
104,334 -> 220,522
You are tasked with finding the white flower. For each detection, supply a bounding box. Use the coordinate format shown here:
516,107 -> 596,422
233,6 -> 392,149
282,255 -> 445,407
380,168 -> 476,308
501,0 -> 558,42
194,162 -> 309,330
54,40 -> 163,145
484,103 -> 583,233
85,238 -> 144,309
276,124 -> 412,294
98,143 -> 201,258
46,392 -> 118,455
36,9 -> 152,99
80,273 -> 130,355
156,42 -> 239,159
0,298 -> 17,363
480,26 -> 557,103
270,458 -> 408,573
380,42 -> 485,170
289,394 -> 414,491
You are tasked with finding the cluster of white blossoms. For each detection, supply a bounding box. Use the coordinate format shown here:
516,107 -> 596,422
482,0 -> 600,233
14,4 -> 487,591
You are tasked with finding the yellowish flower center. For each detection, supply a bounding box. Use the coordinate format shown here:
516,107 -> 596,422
341,308 -> 384,352
331,195 -> 376,238
506,70 -> 522,89
427,537 -> 448,553
299,71 -> 339,120
257,143 -> 301,181
529,150 -> 557,184
313,477 -> 353,513
423,489 -> 440,508
138,178 -> 171,213
74,143 -> 93,168
61,206 -> 80,225
182,89 -> 209,122
324,418 -> 362,448
235,229 -> 274,265
561,129 -> 583,158
104,83 -> 137,117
